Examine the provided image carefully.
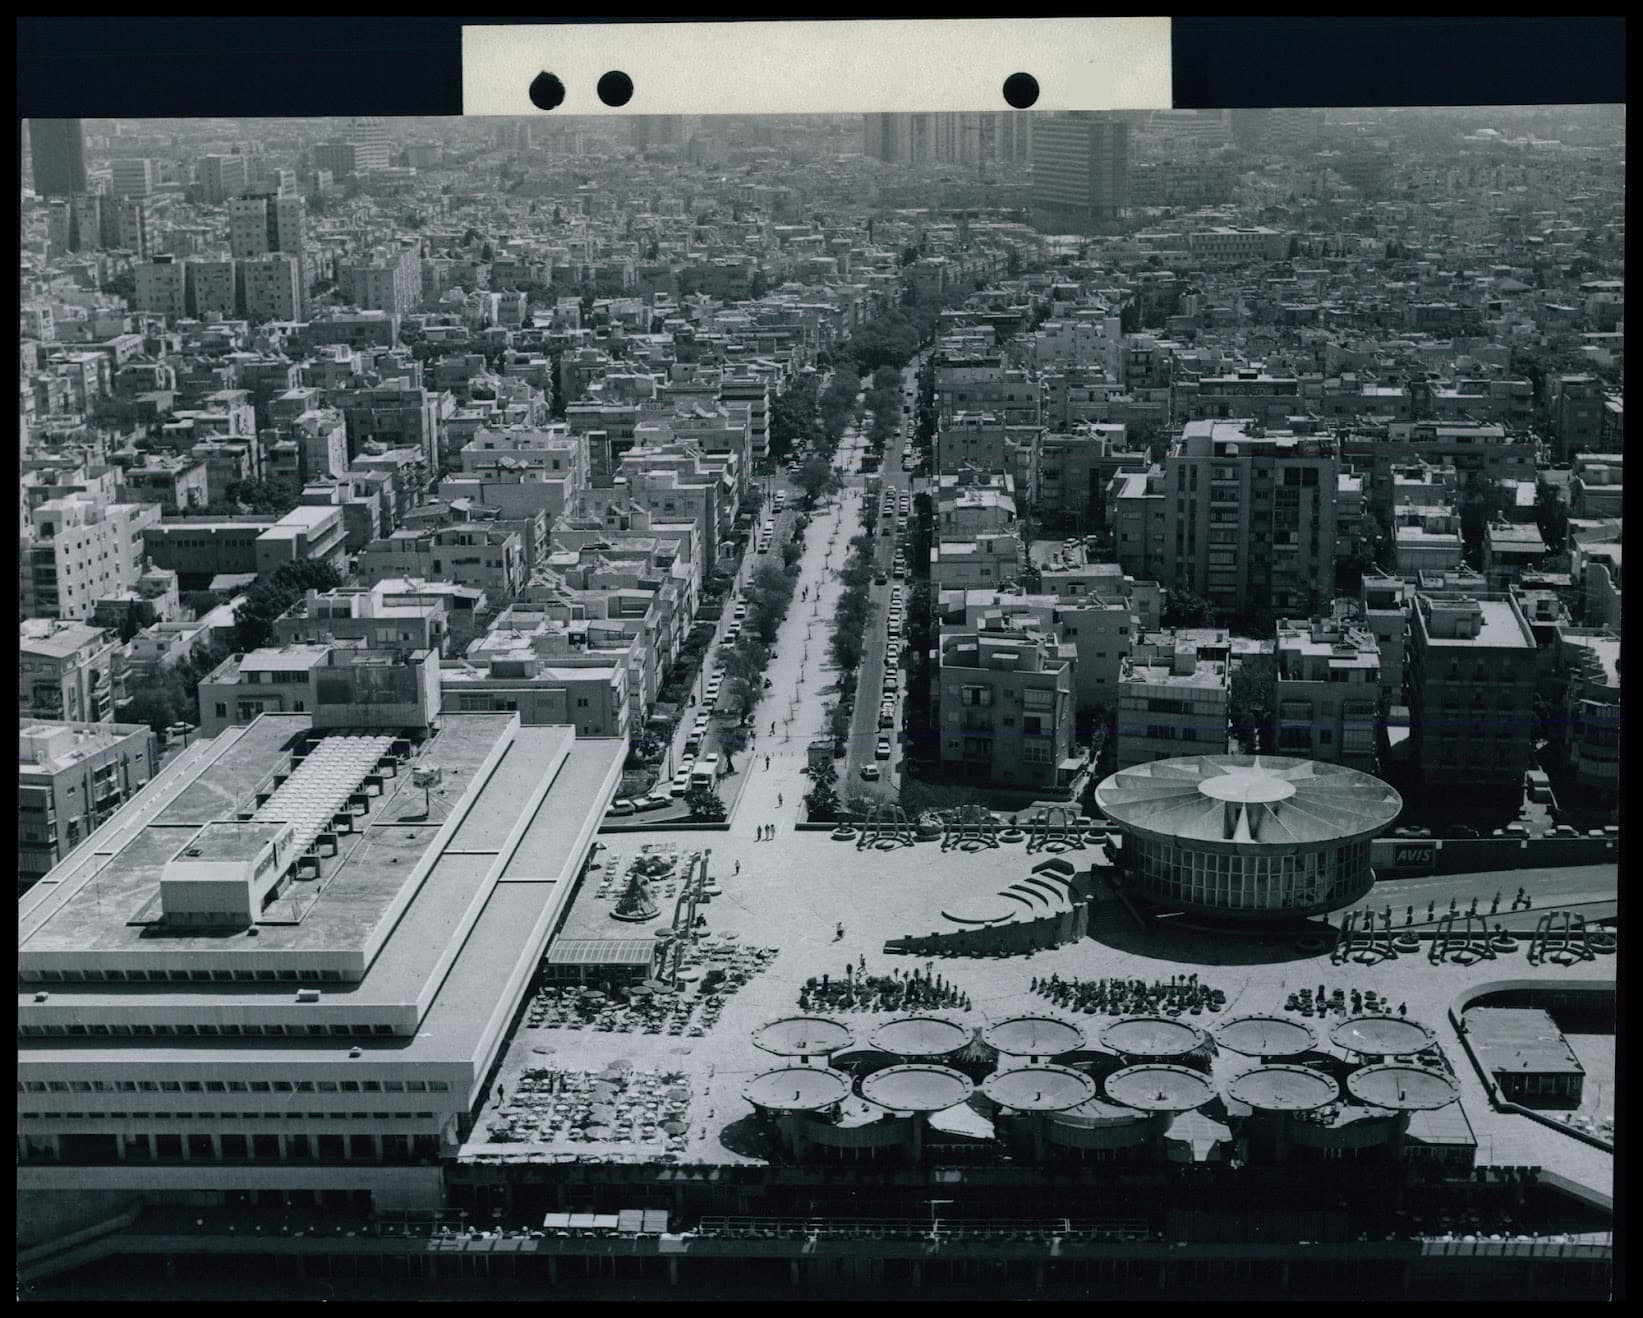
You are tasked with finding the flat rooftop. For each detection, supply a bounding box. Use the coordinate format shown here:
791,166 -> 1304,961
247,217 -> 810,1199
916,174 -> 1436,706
1463,1007 -> 1584,1076
19,715 -> 625,1099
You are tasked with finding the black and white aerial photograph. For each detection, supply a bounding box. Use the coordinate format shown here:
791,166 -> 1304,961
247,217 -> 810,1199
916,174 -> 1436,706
18,96 -> 1621,1302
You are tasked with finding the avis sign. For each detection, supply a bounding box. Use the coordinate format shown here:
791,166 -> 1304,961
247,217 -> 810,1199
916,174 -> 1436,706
1392,842 -> 1435,867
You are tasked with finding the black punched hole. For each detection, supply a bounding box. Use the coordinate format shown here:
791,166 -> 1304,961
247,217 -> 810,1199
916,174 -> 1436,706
529,72 -> 567,112
598,70 -> 635,107
1003,72 -> 1040,109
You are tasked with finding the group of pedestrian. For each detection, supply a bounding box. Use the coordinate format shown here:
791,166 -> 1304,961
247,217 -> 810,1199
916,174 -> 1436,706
755,824 -> 778,841
1034,973 -> 1225,1017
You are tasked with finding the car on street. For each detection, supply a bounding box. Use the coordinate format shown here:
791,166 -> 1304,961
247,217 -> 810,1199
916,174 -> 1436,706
878,710 -> 895,729
874,571 -> 887,584
636,793 -> 673,812
606,799 -> 637,816
875,738 -> 892,760
860,764 -> 881,781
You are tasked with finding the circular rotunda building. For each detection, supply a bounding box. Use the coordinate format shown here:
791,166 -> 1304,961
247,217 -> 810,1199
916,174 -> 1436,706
1094,755 -> 1402,922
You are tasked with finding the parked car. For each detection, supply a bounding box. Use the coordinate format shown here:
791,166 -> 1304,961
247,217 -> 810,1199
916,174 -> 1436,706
606,799 -> 637,817
860,765 -> 881,781
878,711 -> 895,730
636,794 -> 672,812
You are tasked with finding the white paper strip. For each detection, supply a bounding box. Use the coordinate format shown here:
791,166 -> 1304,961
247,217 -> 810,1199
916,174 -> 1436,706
463,18 -> 1172,116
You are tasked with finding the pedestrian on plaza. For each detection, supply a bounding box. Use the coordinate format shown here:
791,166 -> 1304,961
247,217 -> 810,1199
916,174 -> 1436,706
734,860 -> 741,875
778,793 -> 783,807
766,755 -> 771,771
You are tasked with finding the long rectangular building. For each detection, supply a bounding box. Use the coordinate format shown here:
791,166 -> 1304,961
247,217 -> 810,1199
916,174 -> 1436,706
18,711 -> 624,1214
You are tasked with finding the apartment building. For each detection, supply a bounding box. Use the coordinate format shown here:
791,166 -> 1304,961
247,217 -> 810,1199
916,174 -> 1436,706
1185,227 -> 1290,266
1114,630 -> 1230,769
930,533 -> 1022,592
1355,573 -> 1412,712
272,584 -> 450,658
1031,112 -> 1129,232
1393,506 -> 1465,574
1163,421 -> 1340,619
20,620 -> 119,725
252,505 -> 348,581
197,644 -> 335,736
441,637 -> 630,741
356,526 -> 525,604
937,620 -> 1076,790
21,496 -> 163,621
1107,466 -> 1169,583
1037,424 -> 1144,529
18,718 -> 157,893
1483,522 -> 1549,591
1552,626 -> 1621,813
242,254 -> 304,323
1405,592 -> 1536,803
118,457 -> 211,512
1274,615 -> 1382,772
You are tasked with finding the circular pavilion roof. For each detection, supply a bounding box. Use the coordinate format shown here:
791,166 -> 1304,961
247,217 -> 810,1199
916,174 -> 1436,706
1215,1015 -> 1317,1058
983,1015 -> 1086,1058
1346,1064 -> 1459,1111
869,1015 -> 972,1059
981,1066 -> 1097,1113
753,1016 -> 854,1058
1099,1016 -> 1206,1059
859,1064 -> 975,1114
1329,1015 -> 1434,1057
743,1067 -> 851,1112
1094,755 -> 1402,848
1228,1065 -> 1340,1112
1104,1064 -> 1214,1113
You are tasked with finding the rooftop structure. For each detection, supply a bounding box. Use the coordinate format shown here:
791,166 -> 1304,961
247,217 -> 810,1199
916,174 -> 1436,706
1345,1065 -> 1461,1112
18,711 -> 624,1211
981,1016 -> 1085,1060
743,1067 -> 851,1114
1103,1064 -> 1213,1113
858,1064 -> 974,1114
869,1016 -> 972,1060
982,1065 -> 1097,1113
1227,1065 -> 1339,1113
1098,1016 -> 1206,1060
1214,1016 -> 1317,1059
1095,754 -> 1403,921
1330,1015 -> 1436,1058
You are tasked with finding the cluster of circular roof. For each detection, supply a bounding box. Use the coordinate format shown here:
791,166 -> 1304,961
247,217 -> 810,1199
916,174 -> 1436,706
745,1011 -> 1455,1120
